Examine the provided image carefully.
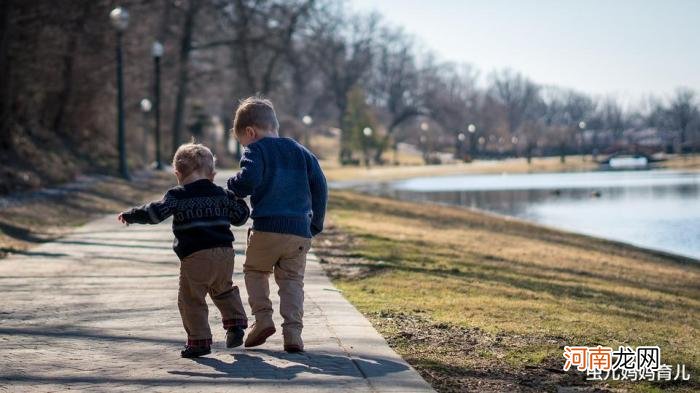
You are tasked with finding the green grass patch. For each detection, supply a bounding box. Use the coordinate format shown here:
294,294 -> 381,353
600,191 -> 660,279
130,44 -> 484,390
315,190 -> 700,392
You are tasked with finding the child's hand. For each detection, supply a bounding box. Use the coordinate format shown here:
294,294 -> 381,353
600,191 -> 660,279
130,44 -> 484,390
117,213 -> 129,226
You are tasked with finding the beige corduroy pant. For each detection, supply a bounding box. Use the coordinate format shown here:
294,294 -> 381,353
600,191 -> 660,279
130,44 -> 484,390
243,229 -> 312,338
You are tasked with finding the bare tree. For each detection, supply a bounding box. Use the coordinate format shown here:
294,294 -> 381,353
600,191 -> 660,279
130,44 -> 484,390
541,87 -> 594,162
490,69 -> 541,162
308,9 -> 378,162
422,62 -> 479,162
0,0 -> 15,143
368,27 -> 424,163
599,97 -> 626,145
666,88 -> 698,153
209,0 -> 315,96
171,0 -> 201,156
489,69 -> 540,135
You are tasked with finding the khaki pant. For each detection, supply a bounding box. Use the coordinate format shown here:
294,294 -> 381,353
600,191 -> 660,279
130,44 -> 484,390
244,229 -> 312,337
178,247 -> 247,346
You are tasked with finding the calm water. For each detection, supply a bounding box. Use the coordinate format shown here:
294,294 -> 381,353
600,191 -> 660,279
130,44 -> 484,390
358,170 -> 700,260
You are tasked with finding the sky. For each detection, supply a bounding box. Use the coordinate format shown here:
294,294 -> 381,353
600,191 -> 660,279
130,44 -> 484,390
351,0 -> 700,104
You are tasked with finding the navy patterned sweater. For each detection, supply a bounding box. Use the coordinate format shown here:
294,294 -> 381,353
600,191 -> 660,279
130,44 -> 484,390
227,137 -> 327,238
121,179 -> 250,259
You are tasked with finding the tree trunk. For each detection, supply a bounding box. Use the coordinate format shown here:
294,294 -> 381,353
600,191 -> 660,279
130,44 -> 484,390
0,0 -> 13,144
373,129 -> 393,164
560,142 -> 566,163
53,2 -> 93,135
171,0 -> 199,156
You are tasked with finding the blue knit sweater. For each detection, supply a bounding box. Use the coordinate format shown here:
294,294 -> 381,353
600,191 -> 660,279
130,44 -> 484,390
227,137 -> 328,238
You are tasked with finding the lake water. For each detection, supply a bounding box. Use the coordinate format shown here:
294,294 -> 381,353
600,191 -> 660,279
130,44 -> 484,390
355,170 -> 700,261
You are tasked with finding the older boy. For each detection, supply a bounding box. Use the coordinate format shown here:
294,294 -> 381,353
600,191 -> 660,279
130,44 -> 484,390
118,143 -> 250,358
227,97 -> 327,353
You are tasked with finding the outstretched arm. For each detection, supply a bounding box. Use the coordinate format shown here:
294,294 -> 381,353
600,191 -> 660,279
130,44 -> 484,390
119,190 -> 177,225
227,145 -> 263,198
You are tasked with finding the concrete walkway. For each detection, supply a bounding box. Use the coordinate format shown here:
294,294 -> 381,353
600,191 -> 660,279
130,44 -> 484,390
0,190 -> 433,392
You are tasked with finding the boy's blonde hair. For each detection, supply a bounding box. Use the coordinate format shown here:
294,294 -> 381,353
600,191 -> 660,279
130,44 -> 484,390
172,143 -> 215,177
232,96 -> 279,136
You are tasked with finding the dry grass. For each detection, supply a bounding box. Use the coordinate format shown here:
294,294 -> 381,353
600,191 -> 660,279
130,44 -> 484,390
660,154 -> 700,170
0,170 -> 173,258
315,190 -> 700,392
321,156 -> 594,183
321,154 -> 700,183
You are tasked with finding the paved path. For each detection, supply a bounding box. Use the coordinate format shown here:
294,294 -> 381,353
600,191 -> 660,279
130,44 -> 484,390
0,182 -> 433,392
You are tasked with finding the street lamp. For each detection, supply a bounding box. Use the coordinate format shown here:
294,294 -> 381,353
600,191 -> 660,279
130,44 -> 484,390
362,127 -> 373,168
456,132 -> 466,161
419,135 -> 428,161
110,6 -> 130,179
152,41 -> 164,170
467,124 -> 477,158
419,122 -> 430,162
140,98 -> 152,112
577,121 -> 588,162
302,115 -> 312,147
140,98 -> 152,165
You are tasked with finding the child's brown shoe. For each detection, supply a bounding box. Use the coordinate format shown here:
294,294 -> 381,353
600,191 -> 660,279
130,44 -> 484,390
244,318 -> 276,348
283,332 -> 304,353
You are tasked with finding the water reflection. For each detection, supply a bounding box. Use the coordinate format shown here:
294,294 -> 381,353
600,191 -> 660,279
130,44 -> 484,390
359,170 -> 700,261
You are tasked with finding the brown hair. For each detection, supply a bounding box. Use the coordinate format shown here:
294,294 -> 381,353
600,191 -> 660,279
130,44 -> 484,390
232,96 -> 279,135
172,143 -> 215,178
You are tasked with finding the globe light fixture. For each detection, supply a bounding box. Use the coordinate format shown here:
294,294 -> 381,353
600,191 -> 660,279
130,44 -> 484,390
109,7 -> 130,31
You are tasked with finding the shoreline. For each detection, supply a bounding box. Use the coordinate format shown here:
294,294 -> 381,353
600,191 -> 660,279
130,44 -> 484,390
321,154 -> 700,184
421,193 -> 699,265
329,167 -> 700,265
344,190 -> 700,265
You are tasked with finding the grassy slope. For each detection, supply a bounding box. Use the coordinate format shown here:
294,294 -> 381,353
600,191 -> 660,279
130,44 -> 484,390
315,190 -> 700,392
0,171 -> 173,257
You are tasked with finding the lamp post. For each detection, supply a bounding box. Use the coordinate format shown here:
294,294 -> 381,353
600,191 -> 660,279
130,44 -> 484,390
110,7 -> 130,179
419,122 -> 429,162
467,123 -> 476,157
362,127 -> 373,168
578,121 -> 587,162
302,115 -> 312,148
457,132 -> 466,161
140,98 -> 152,165
152,41 -> 164,169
